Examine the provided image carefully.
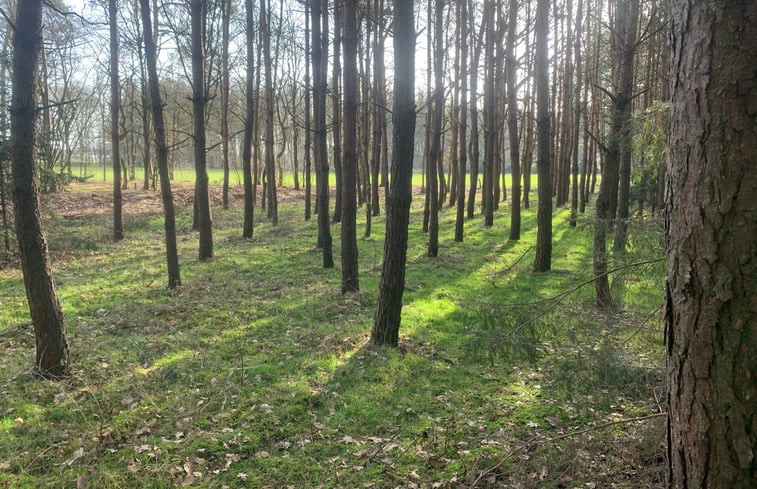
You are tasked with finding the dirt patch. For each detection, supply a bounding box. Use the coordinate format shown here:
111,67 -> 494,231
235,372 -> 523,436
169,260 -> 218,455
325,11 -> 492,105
41,181 -> 311,219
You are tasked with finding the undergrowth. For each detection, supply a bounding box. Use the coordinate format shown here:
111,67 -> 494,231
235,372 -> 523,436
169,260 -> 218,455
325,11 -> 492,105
0,182 -> 666,488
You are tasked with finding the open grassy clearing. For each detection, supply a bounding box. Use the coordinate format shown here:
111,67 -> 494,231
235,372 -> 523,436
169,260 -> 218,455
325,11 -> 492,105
0,181 -> 665,488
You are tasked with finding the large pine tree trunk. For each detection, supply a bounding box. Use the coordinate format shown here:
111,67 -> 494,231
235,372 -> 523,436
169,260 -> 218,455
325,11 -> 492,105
11,0 -> 70,378
666,2 -> 757,487
140,0 -> 181,289
371,0 -> 415,347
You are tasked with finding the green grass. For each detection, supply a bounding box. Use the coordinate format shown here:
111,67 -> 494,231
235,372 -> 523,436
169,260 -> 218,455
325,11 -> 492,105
0,182 -> 665,488
68,164 -> 543,190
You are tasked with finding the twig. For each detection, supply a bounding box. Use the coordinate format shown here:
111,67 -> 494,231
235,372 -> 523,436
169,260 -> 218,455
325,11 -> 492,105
470,413 -> 667,488
0,6 -> 16,32
493,246 -> 532,278
621,304 -> 663,346
537,412 -> 667,445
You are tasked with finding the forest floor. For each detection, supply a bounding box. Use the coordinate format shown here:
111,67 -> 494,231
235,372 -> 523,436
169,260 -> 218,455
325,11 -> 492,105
0,181 -> 666,488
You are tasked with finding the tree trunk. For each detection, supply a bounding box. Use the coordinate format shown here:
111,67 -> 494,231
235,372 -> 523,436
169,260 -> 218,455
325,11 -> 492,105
311,0 -> 334,268
261,0 -> 278,224
666,2 -> 757,487
331,0 -> 343,224
482,0 -> 495,227
612,0 -> 640,252
454,0 -> 468,243
190,0 -> 213,260
109,0 -> 123,241
341,0 -> 359,293
242,0 -> 255,238
140,0 -> 181,289
371,0 -> 415,347
467,2 -> 482,220
593,0 -> 638,305
371,0 -> 386,217
569,0 -> 584,227
221,0 -> 231,210
533,0 -> 552,272
506,0 -> 521,241
427,0 -> 444,258
11,0 -> 70,378
304,1 -> 312,220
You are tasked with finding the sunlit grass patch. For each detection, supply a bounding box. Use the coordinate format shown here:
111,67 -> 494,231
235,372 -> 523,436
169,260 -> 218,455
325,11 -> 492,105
0,183 -> 665,488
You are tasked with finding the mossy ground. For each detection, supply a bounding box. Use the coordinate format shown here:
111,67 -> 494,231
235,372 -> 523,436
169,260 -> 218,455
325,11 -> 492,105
0,179 -> 665,488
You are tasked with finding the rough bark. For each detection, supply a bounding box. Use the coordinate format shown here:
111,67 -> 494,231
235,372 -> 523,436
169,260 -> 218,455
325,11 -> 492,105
11,0 -> 70,378
371,0 -> 415,347
666,2 -> 757,487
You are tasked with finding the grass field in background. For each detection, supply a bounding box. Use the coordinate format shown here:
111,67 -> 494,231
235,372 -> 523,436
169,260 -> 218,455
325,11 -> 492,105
69,164 -> 545,191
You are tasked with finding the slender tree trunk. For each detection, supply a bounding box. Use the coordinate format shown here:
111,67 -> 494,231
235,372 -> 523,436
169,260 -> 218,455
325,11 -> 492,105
109,0 -> 123,241
427,0 -> 444,258
506,0 -> 521,241
612,0 -> 639,252
371,0 -> 415,347
667,2 -> 757,487
569,0 -> 584,226
594,0 -> 638,305
304,1 -> 312,220
190,0 -> 213,260
11,0 -> 70,378
482,0 -> 495,227
140,0 -> 181,289
261,0 -> 278,224
221,0 -> 231,210
454,0 -> 468,243
242,0 -> 255,238
341,0 -> 359,293
331,0 -> 343,224
533,0 -> 552,272
467,6 -> 484,219
370,0 -> 384,218
311,0 -> 334,267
